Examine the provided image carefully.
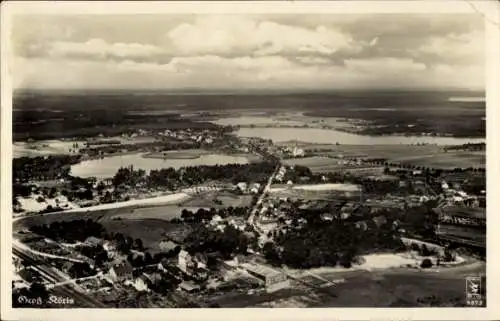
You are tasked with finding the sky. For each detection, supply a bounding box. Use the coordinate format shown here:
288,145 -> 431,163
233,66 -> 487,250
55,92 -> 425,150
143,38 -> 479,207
11,14 -> 485,91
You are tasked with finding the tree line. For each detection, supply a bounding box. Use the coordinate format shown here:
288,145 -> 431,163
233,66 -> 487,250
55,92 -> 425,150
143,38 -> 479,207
111,161 -> 277,189
13,155 -> 81,182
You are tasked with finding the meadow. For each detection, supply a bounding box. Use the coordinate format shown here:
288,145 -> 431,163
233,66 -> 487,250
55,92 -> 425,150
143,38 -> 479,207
290,144 -> 485,170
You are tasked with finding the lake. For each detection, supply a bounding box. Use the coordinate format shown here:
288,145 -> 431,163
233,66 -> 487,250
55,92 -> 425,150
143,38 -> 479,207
236,127 -> 485,146
70,153 -> 250,178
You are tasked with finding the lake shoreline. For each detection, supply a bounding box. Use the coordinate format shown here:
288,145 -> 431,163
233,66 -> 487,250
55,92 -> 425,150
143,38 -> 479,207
69,152 -> 253,179
235,127 -> 485,146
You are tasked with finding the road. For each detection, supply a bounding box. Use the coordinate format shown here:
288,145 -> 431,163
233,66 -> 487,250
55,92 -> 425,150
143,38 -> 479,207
13,245 -> 107,308
247,164 -> 281,236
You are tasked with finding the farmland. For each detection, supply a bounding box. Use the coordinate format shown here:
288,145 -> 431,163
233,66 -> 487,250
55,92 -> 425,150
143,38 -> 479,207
104,204 -> 184,222
283,144 -> 485,170
179,191 -> 254,209
284,156 -> 385,174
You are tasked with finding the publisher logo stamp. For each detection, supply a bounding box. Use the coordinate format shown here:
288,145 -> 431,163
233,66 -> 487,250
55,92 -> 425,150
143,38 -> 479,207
466,276 -> 484,307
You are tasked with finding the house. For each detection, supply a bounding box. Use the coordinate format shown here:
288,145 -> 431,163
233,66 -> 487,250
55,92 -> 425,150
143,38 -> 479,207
188,266 -> 209,281
292,147 -> 305,157
134,272 -> 162,292
178,250 -> 194,273
236,182 -> 248,192
178,281 -> 201,293
134,275 -> 150,292
321,213 -> 335,221
193,253 -> 208,269
210,214 -> 224,227
108,261 -> 133,283
229,218 -> 247,231
103,240 -> 119,259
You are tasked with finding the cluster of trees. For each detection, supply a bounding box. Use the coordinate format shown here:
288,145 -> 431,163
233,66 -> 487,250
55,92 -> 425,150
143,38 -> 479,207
29,219 -> 105,243
13,155 -> 81,182
444,143 -> 485,152
67,262 -> 96,279
184,224 -> 250,260
111,161 -> 277,189
76,244 -> 110,267
82,141 -> 203,157
400,200 -> 439,239
113,166 -> 147,187
263,209 -> 405,269
176,206 -> 249,224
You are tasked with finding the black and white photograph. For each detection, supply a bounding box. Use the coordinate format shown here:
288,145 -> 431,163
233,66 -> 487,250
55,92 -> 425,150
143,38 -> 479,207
1,1 -> 499,319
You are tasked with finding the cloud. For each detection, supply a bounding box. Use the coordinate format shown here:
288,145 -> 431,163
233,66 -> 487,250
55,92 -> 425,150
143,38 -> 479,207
11,14 -> 485,90
167,16 -> 356,58
27,38 -> 166,63
416,30 -> 484,65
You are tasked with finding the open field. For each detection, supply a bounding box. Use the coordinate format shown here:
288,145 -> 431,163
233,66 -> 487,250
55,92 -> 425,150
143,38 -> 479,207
100,219 -> 191,253
13,140 -> 86,158
284,156 -> 387,174
284,157 -> 346,172
105,205 -> 183,222
283,144 -> 485,169
269,183 -> 361,193
179,191 -> 253,208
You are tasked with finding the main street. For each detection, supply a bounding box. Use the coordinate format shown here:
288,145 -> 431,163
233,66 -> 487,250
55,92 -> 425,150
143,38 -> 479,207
247,163 -> 281,235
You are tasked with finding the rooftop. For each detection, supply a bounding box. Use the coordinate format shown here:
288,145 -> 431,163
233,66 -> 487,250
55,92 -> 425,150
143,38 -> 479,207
111,261 -> 133,276
179,281 -> 200,291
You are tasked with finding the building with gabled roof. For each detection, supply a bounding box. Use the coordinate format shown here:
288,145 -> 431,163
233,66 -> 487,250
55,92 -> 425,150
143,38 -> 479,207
240,262 -> 289,293
108,261 -> 133,283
